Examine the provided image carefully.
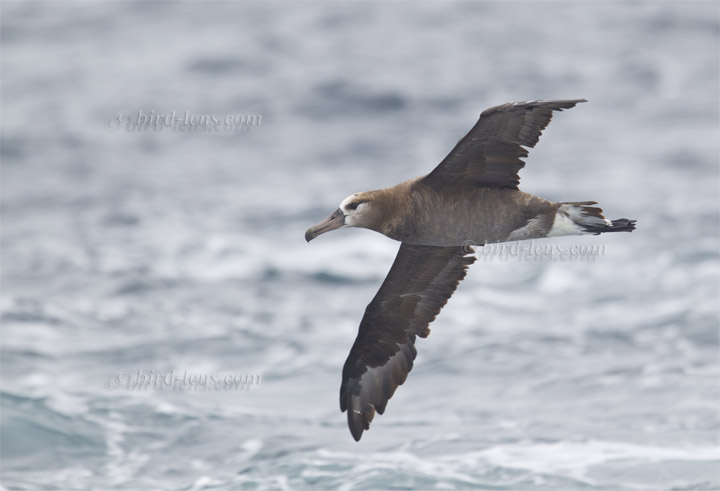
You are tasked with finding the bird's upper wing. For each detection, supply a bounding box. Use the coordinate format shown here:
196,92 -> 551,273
340,242 -> 476,441
422,99 -> 587,190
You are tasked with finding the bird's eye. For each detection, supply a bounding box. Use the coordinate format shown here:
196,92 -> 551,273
346,200 -> 365,211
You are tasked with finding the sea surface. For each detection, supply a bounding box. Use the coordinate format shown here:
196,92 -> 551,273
1,2 -> 719,490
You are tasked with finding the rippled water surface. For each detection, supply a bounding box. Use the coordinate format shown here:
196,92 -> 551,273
2,2 -> 719,490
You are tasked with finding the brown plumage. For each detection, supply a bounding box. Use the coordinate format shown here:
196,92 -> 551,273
305,99 -> 636,441
340,243 -> 475,441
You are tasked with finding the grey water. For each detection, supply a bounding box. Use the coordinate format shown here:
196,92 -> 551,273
1,2 -> 719,490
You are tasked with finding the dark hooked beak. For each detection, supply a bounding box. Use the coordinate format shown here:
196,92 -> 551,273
305,208 -> 345,242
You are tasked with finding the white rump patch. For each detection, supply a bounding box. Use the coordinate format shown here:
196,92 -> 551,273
547,211 -> 586,237
547,204 -> 612,238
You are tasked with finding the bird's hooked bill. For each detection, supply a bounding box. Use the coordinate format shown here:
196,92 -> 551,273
305,208 -> 345,242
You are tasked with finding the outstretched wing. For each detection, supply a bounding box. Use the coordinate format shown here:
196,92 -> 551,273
423,99 -> 587,190
340,243 -> 476,441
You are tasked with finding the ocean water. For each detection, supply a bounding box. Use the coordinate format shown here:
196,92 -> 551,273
1,2 -> 719,490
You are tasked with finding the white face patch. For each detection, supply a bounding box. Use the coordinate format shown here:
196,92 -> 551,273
339,194 -> 359,213
339,194 -> 370,227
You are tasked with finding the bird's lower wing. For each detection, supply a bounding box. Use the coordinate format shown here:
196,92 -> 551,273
339,242 -> 476,441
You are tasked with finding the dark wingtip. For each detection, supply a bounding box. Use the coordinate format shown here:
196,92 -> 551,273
550,98 -> 587,110
351,427 -> 363,442
348,411 -> 366,442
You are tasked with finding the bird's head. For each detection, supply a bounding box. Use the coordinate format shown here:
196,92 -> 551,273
305,192 -> 377,242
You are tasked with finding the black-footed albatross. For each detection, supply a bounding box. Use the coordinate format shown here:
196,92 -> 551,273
305,99 -> 635,441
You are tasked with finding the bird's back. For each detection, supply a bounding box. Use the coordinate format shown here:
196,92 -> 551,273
380,180 -> 557,247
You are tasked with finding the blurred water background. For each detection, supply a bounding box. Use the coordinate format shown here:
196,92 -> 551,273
1,2 -> 719,490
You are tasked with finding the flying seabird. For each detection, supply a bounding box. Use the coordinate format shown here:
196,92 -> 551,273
305,99 -> 636,441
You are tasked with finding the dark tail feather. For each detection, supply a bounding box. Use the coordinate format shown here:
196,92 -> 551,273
557,202 -> 636,235
583,218 -> 636,234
